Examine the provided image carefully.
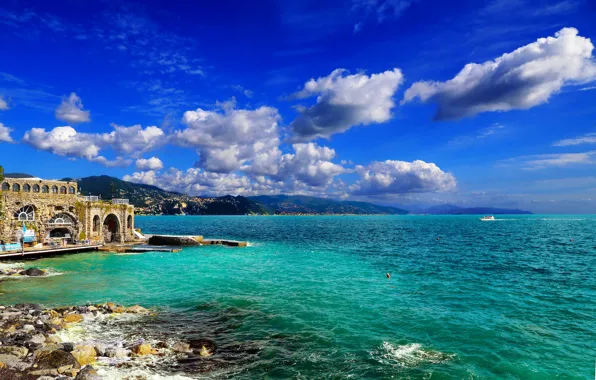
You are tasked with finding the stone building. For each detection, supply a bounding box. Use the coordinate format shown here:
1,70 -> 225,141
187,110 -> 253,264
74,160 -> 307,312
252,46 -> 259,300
0,177 -> 135,244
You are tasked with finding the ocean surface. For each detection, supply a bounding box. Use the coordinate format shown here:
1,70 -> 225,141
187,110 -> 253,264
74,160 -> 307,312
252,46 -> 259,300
1,215 -> 594,379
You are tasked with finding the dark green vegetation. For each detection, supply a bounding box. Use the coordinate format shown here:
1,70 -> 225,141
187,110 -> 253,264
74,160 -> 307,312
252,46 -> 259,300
75,176 -> 406,215
422,204 -> 532,215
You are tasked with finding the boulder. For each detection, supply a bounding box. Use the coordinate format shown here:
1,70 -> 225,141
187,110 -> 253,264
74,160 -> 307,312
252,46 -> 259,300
126,305 -> 148,314
29,333 -> 46,345
189,338 -> 217,356
0,345 -> 28,358
14,303 -> 42,310
171,342 -> 191,353
0,354 -> 30,371
22,324 -> 35,332
29,369 -> 60,376
131,343 -> 152,356
148,235 -> 200,246
75,365 -> 102,380
155,341 -> 169,349
72,345 -> 97,366
47,334 -> 62,344
19,268 -> 45,277
105,347 -> 129,358
63,314 -> 84,323
34,349 -> 80,370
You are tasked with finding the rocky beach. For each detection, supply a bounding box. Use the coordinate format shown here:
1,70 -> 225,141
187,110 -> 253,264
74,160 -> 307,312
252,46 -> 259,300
0,302 -> 217,379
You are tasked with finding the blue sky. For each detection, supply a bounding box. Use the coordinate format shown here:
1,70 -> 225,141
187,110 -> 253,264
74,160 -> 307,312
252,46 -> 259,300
1,0 -> 596,213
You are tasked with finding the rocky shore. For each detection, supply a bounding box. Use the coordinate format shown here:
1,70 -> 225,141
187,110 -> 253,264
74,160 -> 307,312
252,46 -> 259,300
0,267 -> 47,277
0,302 -> 215,379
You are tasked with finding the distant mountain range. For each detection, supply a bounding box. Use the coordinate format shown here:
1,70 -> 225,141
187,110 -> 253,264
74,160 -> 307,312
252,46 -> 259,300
2,173 -> 532,215
420,204 -> 532,215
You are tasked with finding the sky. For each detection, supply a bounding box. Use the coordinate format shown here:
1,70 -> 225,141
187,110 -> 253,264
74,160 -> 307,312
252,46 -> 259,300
1,0 -> 596,213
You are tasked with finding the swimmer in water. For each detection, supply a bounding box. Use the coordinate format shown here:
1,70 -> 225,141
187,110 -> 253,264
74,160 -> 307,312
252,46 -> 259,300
386,273 -> 390,279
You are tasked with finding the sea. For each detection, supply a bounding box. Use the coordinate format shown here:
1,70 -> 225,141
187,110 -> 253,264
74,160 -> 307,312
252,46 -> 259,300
0,215 -> 594,379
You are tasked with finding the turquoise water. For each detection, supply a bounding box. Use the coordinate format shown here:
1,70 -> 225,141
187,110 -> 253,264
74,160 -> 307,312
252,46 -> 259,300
1,215 -> 595,379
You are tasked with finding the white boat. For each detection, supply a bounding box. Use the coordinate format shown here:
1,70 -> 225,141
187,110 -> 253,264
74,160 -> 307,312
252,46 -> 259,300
480,215 -> 495,221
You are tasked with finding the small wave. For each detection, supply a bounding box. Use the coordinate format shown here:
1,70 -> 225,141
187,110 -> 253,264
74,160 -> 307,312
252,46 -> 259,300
97,367 -> 194,380
377,342 -> 454,367
0,262 -> 26,269
246,242 -> 259,247
538,218 -> 586,221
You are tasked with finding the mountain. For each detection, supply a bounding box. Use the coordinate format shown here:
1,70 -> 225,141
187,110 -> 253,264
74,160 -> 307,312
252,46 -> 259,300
75,176 -> 407,215
248,195 -> 408,215
422,204 -> 532,215
76,175 -> 267,215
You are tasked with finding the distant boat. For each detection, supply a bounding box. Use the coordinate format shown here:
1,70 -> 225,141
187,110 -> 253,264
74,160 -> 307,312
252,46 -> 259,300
480,215 -> 495,221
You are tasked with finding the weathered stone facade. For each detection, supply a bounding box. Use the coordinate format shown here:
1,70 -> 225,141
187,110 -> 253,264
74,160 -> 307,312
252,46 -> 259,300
0,178 -> 135,244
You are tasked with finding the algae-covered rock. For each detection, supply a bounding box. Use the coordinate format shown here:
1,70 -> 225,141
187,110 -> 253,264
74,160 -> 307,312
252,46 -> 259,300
63,314 -> 84,323
131,343 -> 152,356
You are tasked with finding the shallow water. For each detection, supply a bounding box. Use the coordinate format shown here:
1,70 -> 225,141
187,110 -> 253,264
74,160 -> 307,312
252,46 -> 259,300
1,215 -> 595,379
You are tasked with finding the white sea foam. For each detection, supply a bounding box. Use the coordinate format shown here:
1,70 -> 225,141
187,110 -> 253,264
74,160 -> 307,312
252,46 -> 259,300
377,342 -> 454,367
97,367 -> 195,380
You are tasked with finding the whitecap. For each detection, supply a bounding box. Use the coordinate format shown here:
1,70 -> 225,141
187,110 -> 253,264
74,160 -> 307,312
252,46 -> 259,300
376,341 -> 454,367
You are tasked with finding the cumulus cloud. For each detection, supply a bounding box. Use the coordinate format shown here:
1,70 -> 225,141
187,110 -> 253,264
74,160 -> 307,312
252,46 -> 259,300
552,132 -> 596,146
173,99 -> 282,174
290,68 -> 403,141
351,160 -> 456,195
0,96 -> 9,110
278,143 -> 346,187
403,27 -> 596,120
55,93 -> 91,123
136,157 -> 164,170
0,123 -> 13,142
107,123 -> 165,156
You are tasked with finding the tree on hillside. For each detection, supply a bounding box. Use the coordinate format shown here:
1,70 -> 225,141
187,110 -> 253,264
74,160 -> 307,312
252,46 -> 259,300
0,165 -> 4,183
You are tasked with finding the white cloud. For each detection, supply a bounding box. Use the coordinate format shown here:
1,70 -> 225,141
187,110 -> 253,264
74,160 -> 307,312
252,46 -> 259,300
500,151 -> 596,170
351,160 -> 456,195
278,143 -> 346,187
107,123 -> 165,156
448,123 -> 505,146
136,157 -> 164,170
55,93 -> 91,123
290,68 -> 403,141
553,132 -> 596,146
23,126 -> 104,159
174,99 -> 282,174
403,27 -> 596,120
0,95 -> 9,110
0,123 -> 13,142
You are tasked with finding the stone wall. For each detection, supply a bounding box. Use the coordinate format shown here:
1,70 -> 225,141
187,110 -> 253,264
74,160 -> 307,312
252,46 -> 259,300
0,178 -> 135,244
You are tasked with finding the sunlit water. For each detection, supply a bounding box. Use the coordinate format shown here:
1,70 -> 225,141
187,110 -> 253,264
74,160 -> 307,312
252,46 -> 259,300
1,215 -> 594,379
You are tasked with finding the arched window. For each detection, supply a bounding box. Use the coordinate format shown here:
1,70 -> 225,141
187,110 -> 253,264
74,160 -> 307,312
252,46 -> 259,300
60,186 -> 67,194
93,215 -> 100,232
32,184 -> 40,193
51,185 -> 58,194
23,184 -> 31,192
12,183 -> 20,192
14,205 -> 35,221
49,213 -> 74,225
42,185 -> 49,193
1,182 -> 9,191
127,215 -> 133,229
69,186 -> 76,194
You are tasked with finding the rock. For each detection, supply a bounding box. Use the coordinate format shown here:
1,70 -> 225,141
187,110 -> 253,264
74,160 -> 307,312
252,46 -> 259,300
75,365 -> 102,380
29,333 -> 46,344
19,268 -> 45,277
189,339 -> 217,356
71,345 -> 96,366
131,343 -> 152,356
29,368 -> 60,376
155,341 -> 169,349
47,335 -> 62,344
148,235 -> 200,246
198,346 -> 213,357
0,354 -> 30,371
50,317 -> 64,327
111,306 -> 125,313
0,362 -> 5,369
0,345 -> 28,358
105,347 -> 129,358
34,349 -> 80,370
14,303 -> 42,310
171,342 -> 191,353
62,343 -> 74,352
63,314 -> 84,323
22,324 -> 35,332
126,305 -> 148,314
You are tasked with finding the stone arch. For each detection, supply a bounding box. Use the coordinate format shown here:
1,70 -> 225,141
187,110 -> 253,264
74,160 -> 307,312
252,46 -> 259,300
23,184 -> 31,192
42,185 -> 49,193
1,182 -> 10,191
60,186 -> 67,194
49,212 -> 76,225
69,186 -> 76,194
103,214 -> 121,243
32,184 -> 40,193
12,183 -> 20,192
14,205 -> 36,221
93,215 -> 101,233
51,185 -> 58,194
127,215 -> 133,229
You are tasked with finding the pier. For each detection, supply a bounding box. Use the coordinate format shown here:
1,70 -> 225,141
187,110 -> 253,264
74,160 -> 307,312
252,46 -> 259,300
0,244 -> 101,259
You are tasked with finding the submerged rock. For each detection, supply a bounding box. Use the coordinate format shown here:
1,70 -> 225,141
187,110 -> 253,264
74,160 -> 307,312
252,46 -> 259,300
148,235 -> 200,246
19,268 -> 45,277
131,343 -> 152,356
172,342 -> 191,353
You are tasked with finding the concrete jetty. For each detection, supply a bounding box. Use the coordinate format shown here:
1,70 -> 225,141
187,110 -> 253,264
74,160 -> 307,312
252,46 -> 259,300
145,234 -> 248,247
0,244 -> 101,260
